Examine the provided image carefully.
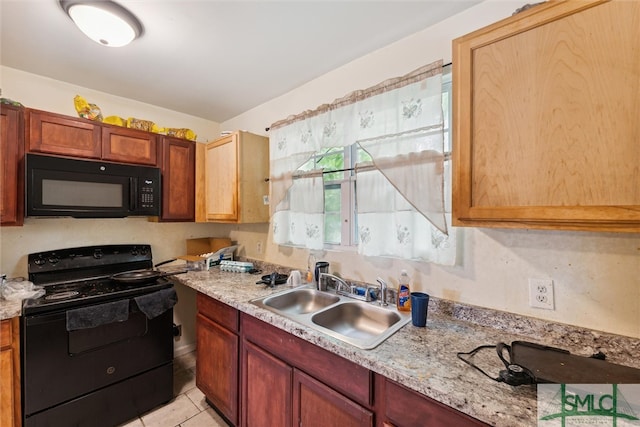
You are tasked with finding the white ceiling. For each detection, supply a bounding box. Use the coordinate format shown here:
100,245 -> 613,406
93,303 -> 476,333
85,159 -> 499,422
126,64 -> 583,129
1,0 -> 480,123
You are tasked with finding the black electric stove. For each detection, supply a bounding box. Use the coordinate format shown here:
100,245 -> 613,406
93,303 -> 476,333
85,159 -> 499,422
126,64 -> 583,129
22,244 -> 175,427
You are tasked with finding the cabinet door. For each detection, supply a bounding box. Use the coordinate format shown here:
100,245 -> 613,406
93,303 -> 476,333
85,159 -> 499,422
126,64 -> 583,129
196,313 -> 239,425
102,125 -> 158,166
27,109 -> 101,158
242,341 -> 293,427
294,369 -> 373,427
452,0 -> 640,232
0,318 -> 19,427
202,131 -> 270,223
0,105 -> 24,226
0,347 -> 14,427
205,134 -> 239,221
159,137 -> 195,221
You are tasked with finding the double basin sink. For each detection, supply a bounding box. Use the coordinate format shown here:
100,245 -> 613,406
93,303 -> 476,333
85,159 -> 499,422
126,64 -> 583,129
250,285 -> 411,349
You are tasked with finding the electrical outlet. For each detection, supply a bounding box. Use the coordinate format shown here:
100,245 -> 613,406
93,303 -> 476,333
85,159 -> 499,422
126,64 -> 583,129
528,278 -> 554,310
256,241 -> 263,254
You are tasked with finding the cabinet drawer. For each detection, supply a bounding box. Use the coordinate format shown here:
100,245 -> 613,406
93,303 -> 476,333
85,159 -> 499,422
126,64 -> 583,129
0,320 -> 11,349
383,378 -> 488,427
197,293 -> 239,333
242,313 -> 372,407
27,109 -> 101,158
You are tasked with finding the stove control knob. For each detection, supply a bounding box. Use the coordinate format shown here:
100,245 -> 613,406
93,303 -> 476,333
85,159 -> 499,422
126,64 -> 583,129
34,256 -> 46,266
93,249 -> 103,259
48,254 -> 60,264
131,247 -> 139,256
139,246 -> 148,255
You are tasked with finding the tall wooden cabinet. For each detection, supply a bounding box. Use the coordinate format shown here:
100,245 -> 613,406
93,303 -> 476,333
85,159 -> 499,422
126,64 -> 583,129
158,137 -> 195,221
0,105 -> 24,226
452,0 -> 640,232
199,131 -> 269,223
1,318 -> 21,427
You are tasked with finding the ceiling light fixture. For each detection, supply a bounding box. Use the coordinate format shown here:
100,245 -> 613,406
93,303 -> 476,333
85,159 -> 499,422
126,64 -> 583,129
59,0 -> 143,47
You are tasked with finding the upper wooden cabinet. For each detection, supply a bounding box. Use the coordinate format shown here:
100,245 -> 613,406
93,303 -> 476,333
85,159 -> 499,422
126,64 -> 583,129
1,104 -> 25,226
452,0 -> 640,232
199,131 -> 269,223
102,125 -> 158,166
27,109 -> 101,159
158,136 -> 195,221
27,109 -> 159,166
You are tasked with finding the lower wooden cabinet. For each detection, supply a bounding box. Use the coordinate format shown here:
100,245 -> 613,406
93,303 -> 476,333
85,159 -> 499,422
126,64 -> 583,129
294,369 -> 373,427
196,294 -> 239,425
195,293 -> 488,427
242,341 -> 292,427
1,318 -> 21,427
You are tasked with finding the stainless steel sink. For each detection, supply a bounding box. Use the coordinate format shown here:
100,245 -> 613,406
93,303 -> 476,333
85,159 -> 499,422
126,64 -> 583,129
261,288 -> 340,315
250,286 -> 411,349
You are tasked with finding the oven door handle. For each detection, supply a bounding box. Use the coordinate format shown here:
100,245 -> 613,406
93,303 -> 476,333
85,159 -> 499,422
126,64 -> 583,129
24,310 -> 67,326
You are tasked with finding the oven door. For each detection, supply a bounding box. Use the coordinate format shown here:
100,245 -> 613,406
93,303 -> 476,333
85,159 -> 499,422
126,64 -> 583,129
22,298 -> 173,417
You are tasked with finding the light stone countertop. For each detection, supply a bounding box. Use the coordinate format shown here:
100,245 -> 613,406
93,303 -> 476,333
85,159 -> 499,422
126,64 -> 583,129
0,299 -> 22,320
172,267 -> 640,427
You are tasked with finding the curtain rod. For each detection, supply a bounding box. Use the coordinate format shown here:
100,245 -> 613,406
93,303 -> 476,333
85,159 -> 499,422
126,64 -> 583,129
266,151 -> 451,181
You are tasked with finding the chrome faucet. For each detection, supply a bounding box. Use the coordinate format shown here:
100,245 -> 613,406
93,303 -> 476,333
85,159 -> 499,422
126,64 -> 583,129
376,277 -> 388,306
330,274 -> 352,295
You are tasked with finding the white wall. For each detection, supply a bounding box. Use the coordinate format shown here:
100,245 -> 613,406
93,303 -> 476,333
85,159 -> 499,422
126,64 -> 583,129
220,1 -> 640,339
0,67 -> 220,143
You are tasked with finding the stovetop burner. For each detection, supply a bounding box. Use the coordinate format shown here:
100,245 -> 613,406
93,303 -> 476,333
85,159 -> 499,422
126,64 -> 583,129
24,244 -> 174,315
45,291 -> 80,301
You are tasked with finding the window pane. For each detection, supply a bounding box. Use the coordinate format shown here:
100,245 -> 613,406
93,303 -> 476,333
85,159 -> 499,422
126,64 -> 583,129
319,149 -> 344,181
324,185 -> 341,244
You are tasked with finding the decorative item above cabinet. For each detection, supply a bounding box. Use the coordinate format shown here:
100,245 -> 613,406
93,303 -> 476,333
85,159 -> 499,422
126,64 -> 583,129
197,131 -> 269,224
452,0 -> 640,232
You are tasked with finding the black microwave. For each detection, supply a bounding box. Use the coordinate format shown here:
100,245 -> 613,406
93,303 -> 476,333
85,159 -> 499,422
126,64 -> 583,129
26,153 -> 161,218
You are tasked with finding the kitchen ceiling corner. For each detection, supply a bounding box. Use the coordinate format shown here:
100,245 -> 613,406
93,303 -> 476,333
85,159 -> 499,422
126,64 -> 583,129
0,0 -> 479,123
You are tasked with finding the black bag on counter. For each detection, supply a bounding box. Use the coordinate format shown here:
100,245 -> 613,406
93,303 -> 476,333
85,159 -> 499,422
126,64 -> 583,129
457,341 -> 640,386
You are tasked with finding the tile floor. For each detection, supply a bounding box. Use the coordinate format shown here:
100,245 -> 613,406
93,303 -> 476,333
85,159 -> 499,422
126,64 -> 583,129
119,351 -> 230,427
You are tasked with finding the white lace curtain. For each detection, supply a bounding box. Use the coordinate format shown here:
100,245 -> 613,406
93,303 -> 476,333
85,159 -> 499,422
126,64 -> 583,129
269,60 -> 456,265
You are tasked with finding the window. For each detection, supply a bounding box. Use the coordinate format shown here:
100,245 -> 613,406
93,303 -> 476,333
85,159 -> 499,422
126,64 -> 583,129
299,64 -> 452,248
269,59 -> 455,264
